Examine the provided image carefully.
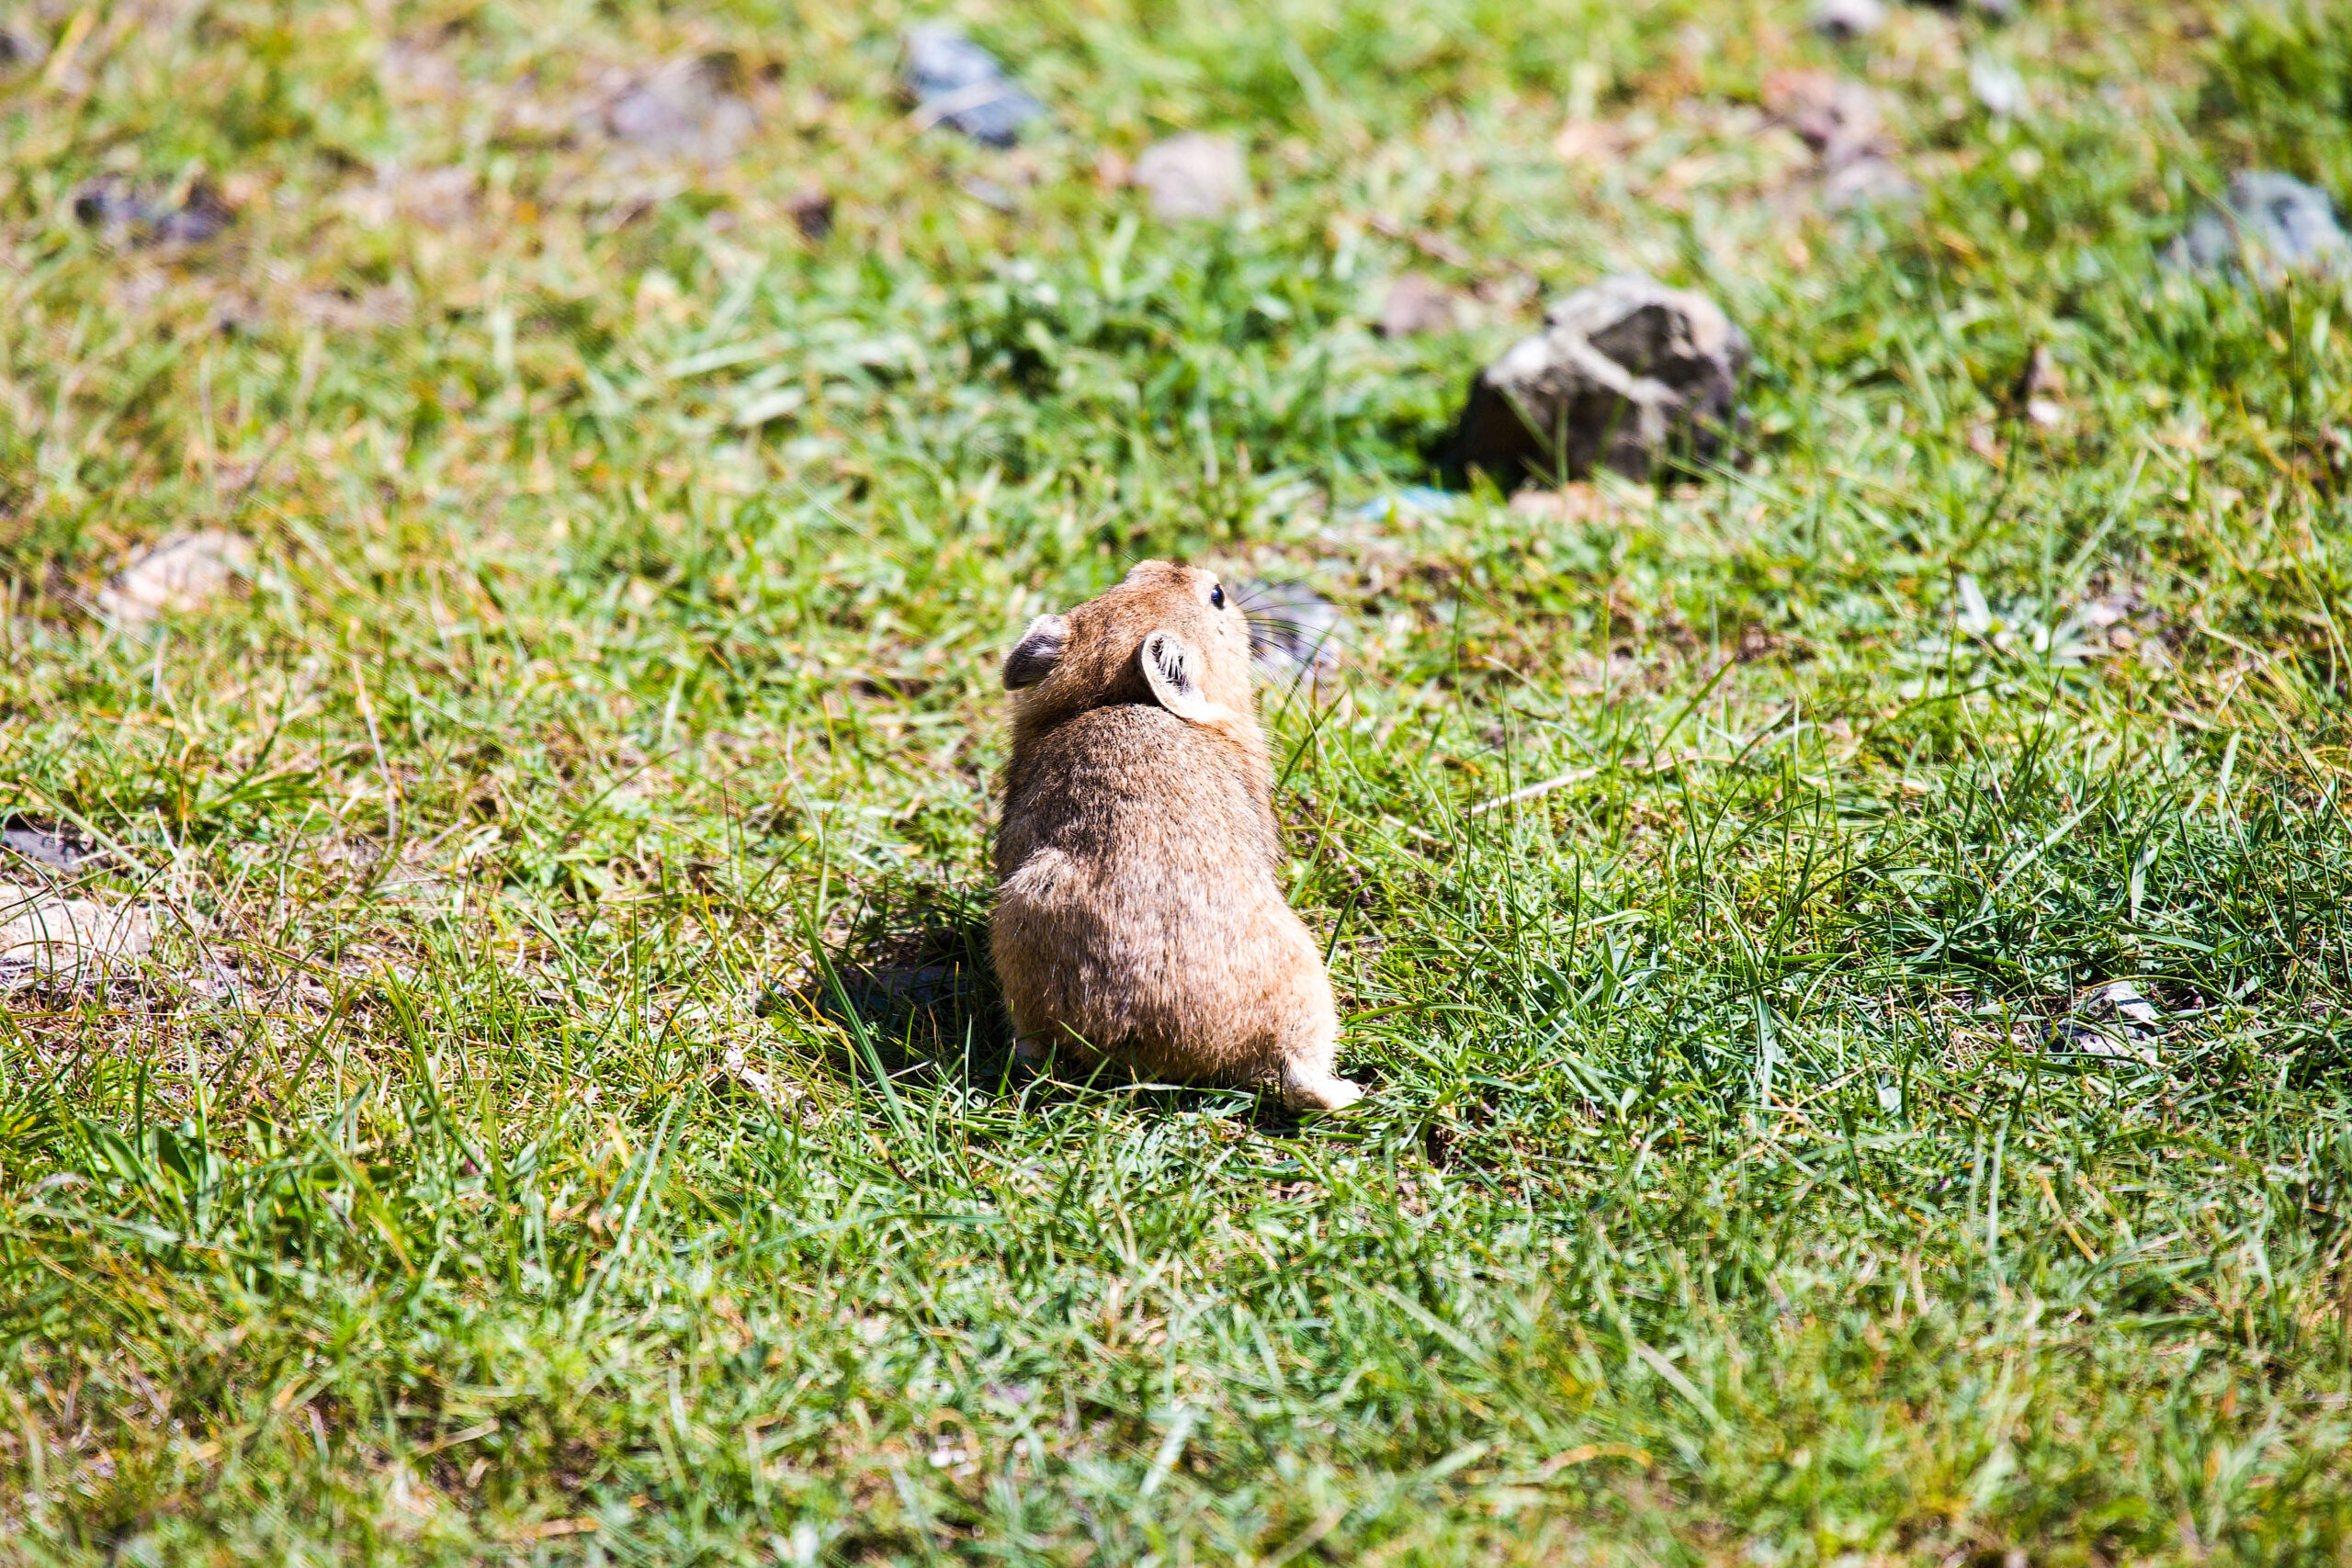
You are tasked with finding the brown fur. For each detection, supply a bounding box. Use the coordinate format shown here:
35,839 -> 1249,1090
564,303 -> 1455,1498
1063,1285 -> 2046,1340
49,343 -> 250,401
990,561 -> 1363,1110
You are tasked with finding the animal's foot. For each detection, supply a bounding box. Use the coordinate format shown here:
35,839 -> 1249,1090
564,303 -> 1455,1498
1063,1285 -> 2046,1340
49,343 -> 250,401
1283,1073 -> 1365,1112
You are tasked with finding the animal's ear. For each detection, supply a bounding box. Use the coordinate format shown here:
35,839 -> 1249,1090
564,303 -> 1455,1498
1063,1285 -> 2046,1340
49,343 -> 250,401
1139,628 -> 1232,724
1002,615 -> 1069,690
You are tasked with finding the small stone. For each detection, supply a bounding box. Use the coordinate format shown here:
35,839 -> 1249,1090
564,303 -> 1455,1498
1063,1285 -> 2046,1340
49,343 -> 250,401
0,27 -> 44,70
1131,132 -> 1248,220
1810,0 -> 1887,39
2169,171 -> 2350,283
0,821 -> 85,873
596,58 -> 754,162
71,175 -> 145,230
96,530 -> 255,623
2008,342 -> 2064,407
0,894 -> 150,976
787,186 -> 834,241
1452,274 -> 1749,487
1378,274 -> 1462,338
151,188 -> 236,245
1235,581 -> 1345,684
73,176 -> 235,246
901,25 -> 1044,148
2089,981 -> 2161,1027
1968,55 -> 2028,119
2045,980 -> 2162,1062
1763,72 -> 1885,169
808,958 -> 974,1041
1762,73 -> 1913,213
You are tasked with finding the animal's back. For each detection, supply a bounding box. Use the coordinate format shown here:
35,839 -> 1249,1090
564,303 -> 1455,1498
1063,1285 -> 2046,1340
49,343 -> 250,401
993,703 -> 1311,1076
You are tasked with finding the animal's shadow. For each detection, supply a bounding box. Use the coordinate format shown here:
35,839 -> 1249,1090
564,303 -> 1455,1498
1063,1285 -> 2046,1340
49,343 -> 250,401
778,883 -> 1323,1131
776,885 -> 1007,1077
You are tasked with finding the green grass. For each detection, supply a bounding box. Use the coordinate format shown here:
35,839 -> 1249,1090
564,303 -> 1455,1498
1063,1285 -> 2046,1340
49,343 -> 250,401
4,0 -> 2352,1562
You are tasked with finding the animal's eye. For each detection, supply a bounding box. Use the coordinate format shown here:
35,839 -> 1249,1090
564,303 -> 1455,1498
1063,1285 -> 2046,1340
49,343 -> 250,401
1208,582 -> 1226,609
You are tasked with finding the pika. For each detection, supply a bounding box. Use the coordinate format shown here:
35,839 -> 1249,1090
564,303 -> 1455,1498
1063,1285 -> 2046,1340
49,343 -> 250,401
990,561 -> 1364,1111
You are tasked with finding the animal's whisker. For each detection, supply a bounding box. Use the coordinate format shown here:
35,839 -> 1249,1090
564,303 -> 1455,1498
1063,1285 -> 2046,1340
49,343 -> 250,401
1231,581 -> 1311,610
1243,615 -> 1340,637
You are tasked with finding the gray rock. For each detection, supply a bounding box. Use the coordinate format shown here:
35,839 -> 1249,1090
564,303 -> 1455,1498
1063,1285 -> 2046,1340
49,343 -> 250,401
902,25 -> 1045,148
1908,0 -> 2018,17
787,186 -> 834,241
0,27 -> 44,70
1453,275 -> 1749,486
1,821 -> 84,873
1811,0 -> 1887,39
2170,171 -> 2350,282
1764,72 -> 1885,168
595,58 -> 754,162
73,176 -> 234,246
1761,71 -> 1912,212
1236,581 -> 1345,684
2045,980 -> 2162,1062
1132,132 -> 1248,220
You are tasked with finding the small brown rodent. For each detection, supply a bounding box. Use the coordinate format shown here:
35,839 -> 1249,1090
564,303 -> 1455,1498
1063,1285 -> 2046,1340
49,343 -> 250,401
990,561 -> 1363,1111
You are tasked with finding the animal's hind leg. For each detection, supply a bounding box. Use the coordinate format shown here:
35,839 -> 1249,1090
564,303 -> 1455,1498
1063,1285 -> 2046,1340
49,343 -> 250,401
1276,1001 -> 1363,1111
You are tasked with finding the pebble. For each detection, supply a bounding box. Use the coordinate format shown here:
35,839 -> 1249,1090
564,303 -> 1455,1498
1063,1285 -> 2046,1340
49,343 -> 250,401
96,530 -> 254,624
902,26 -> 1045,148
594,58 -> 753,163
1762,72 -> 1915,212
2169,170 -> 2350,282
1763,71 -> 1884,169
2044,980 -> 2162,1063
0,27 -> 42,69
1132,132 -> 1248,220
1,822 -> 85,873
73,176 -> 235,246
787,186 -> 834,241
